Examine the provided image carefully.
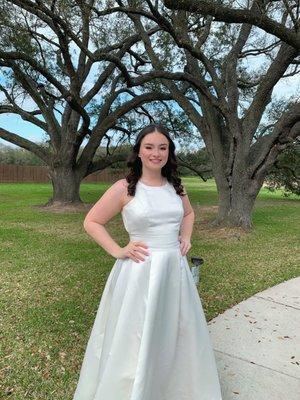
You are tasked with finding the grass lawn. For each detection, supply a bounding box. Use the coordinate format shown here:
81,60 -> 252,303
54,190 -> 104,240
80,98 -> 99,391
0,177 -> 299,399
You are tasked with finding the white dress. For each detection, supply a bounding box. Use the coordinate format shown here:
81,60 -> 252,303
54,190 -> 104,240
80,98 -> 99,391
73,179 -> 222,400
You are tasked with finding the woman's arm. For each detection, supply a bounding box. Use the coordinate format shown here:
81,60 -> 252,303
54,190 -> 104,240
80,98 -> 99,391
83,179 -> 127,258
179,186 -> 195,256
84,179 -> 149,262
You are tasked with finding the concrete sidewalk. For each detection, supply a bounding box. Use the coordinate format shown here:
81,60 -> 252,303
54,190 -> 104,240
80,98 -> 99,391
208,276 -> 300,400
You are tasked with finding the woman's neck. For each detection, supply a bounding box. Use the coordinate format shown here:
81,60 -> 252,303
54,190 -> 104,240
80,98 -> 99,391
140,173 -> 164,185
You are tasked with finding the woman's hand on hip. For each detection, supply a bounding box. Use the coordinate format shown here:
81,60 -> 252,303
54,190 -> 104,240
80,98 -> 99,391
117,241 -> 150,263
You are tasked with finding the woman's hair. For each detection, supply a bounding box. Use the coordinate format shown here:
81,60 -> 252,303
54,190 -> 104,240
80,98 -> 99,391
125,123 -> 186,197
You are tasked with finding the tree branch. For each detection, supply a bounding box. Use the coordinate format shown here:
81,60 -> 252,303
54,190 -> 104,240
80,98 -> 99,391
250,102 -> 300,179
77,91 -> 174,171
0,84 -> 47,131
243,43 -> 298,141
163,0 -> 300,50
0,126 -> 50,163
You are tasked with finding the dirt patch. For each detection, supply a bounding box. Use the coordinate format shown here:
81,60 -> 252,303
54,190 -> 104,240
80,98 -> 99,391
33,202 -> 93,213
194,220 -> 248,240
193,205 -> 249,240
8,221 -> 86,239
197,205 -> 219,213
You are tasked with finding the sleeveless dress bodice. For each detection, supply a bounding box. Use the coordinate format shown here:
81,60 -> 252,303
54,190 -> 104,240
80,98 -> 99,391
121,180 -> 184,250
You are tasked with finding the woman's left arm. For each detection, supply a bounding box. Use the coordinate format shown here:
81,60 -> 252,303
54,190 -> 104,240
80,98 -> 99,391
179,186 -> 195,256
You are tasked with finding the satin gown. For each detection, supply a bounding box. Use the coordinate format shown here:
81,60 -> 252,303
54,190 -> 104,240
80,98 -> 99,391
73,179 -> 222,400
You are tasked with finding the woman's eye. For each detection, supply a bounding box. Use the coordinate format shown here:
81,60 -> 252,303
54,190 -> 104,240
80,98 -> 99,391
145,147 -> 167,150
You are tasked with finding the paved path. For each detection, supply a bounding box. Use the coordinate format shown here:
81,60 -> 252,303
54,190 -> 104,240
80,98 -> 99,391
208,277 -> 300,400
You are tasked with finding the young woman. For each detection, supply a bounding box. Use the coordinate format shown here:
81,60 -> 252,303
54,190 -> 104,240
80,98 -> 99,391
73,124 -> 222,399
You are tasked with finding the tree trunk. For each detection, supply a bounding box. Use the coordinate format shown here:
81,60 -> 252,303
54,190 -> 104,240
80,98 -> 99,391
212,171 -> 262,230
46,166 -> 82,206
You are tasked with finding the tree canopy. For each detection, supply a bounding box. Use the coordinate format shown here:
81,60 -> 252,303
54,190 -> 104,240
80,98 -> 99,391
0,0 -> 299,229
164,0 -> 300,51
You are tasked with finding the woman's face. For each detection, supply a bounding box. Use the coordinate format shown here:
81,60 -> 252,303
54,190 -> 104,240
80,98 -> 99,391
138,131 -> 169,171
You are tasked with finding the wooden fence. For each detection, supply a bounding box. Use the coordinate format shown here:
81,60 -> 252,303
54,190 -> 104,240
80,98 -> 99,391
0,164 -> 125,183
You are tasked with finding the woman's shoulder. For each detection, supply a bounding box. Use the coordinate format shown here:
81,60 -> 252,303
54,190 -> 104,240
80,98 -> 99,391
113,178 -> 129,190
110,179 -> 129,201
112,179 -> 135,208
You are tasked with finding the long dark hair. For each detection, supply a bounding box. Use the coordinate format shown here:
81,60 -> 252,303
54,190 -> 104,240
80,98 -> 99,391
125,124 -> 186,197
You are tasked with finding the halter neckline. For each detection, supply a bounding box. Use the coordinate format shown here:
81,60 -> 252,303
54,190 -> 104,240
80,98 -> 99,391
138,179 -> 168,188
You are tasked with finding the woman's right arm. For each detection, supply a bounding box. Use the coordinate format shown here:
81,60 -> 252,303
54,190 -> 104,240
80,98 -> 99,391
83,179 -> 149,261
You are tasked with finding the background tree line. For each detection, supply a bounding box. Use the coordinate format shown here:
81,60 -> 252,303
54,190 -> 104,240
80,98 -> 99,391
0,142 -> 213,178
1,141 -> 299,196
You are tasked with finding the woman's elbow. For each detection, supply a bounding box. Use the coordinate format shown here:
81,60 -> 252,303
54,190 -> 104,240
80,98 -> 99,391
83,218 -> 104,233
83,217 -> 92,232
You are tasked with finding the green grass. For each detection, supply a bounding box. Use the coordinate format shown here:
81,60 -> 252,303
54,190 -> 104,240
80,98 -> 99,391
0,178 -> 299,399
